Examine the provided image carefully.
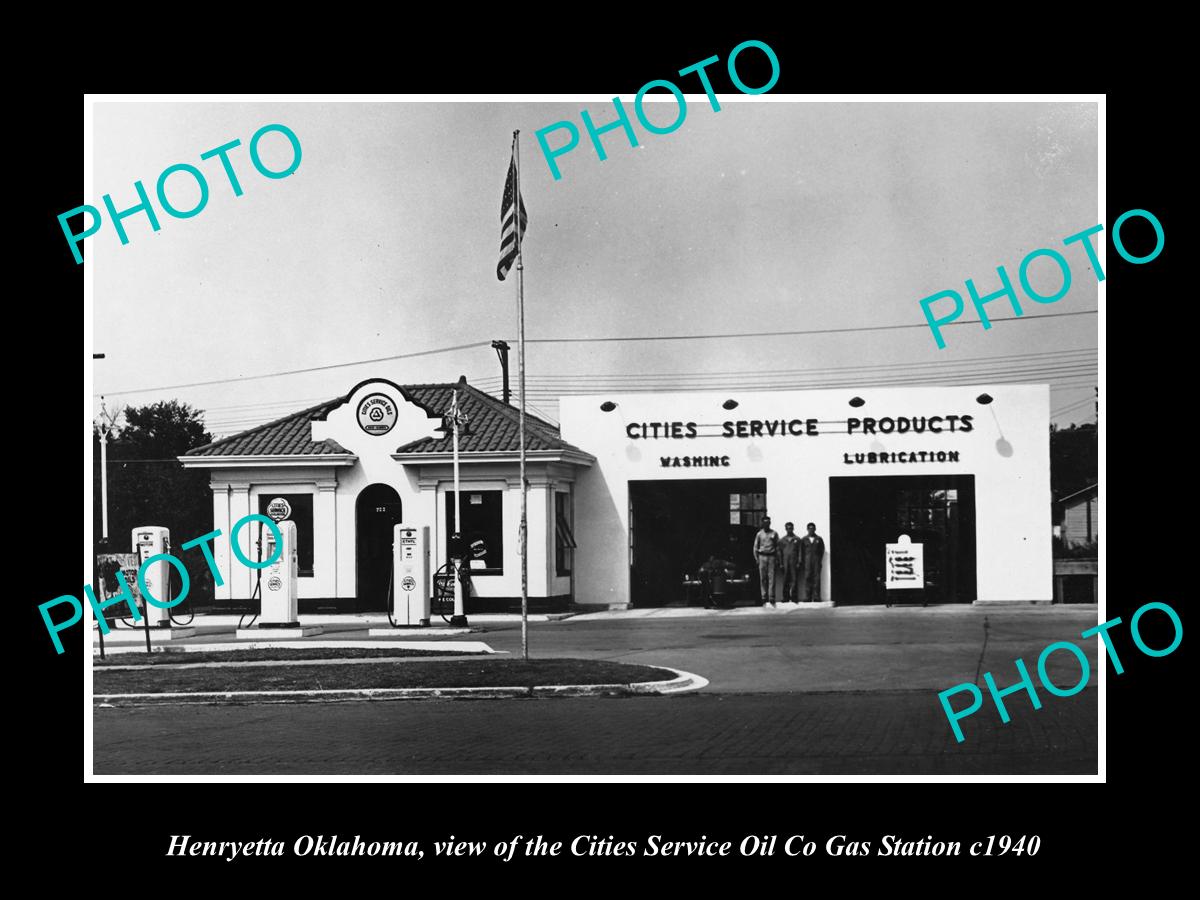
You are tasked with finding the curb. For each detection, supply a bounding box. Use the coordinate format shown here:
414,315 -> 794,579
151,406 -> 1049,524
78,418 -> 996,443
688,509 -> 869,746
93,667 -> 708,708
92,640 -> 495,656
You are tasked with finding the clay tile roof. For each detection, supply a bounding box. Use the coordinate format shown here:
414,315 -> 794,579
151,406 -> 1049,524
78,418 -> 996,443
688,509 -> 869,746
394,381 -> 587,455
185,380 -> 586,458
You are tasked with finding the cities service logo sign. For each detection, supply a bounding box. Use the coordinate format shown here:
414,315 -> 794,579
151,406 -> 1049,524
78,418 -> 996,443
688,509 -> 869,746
266,497 -> 292,522
357,393 -> 397,436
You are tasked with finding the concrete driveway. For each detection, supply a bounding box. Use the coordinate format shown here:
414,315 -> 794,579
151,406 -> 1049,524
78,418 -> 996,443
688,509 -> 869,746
479,604 -> 1102,694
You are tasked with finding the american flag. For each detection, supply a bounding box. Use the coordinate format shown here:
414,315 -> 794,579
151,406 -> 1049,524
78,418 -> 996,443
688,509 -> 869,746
497,147 -> 528,281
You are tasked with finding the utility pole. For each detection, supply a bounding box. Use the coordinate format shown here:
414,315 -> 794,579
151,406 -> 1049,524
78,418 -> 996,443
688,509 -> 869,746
491,340 -> 511,405
96,396 -> 122,541
93,354 -> 109,658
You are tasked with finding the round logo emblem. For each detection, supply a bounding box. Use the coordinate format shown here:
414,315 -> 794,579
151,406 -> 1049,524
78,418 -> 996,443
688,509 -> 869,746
267,576 -> 283,591
357,393 -> 398,435
401,576 -> 417,592
266,497 -> 292,522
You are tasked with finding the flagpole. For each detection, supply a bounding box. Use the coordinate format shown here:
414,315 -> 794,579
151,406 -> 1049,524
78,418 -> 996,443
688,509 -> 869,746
450,388 -> 466,625
514,129 -> 529,662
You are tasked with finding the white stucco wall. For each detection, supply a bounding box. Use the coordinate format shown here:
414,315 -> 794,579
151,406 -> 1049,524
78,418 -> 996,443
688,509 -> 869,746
208,466 -> 342,602
199,379 -> 583,604
558,384 -> 1051,608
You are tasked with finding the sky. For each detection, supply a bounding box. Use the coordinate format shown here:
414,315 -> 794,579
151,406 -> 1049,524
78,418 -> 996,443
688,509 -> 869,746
90,99 -> 1099,438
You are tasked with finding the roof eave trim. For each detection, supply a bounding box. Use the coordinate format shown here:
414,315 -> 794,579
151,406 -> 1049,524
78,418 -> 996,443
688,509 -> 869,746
390,449 -> 595,467
177,454 -> 359,468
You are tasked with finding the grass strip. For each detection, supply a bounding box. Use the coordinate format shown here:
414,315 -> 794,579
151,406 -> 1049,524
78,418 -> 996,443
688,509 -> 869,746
95,647 -> 482,666
95,658 -> 676,695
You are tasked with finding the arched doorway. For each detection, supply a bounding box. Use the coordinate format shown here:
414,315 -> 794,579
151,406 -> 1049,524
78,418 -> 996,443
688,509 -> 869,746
355,484 -> 403,612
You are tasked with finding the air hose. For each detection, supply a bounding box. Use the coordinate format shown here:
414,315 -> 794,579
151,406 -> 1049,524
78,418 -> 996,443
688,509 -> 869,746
386,556 -> 399,628
168,547 -> 195,625
238,533 -> 264,630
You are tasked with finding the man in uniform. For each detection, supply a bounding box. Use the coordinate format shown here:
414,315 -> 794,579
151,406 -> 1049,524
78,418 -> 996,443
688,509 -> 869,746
779,522 -> 804,603
801,522 -> 826,602
752,515 -> 780,606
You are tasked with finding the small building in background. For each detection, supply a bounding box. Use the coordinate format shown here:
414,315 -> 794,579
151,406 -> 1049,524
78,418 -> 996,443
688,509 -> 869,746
1055,483 -> 1098,548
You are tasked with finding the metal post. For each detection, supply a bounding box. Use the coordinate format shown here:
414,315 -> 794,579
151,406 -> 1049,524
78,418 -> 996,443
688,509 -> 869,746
142,578 -> 152,654
450,389 -> 468,627
95,574 -> 105,660
94,371 -> 109,657
99,398 -> 110,540
515,130 -> 529,661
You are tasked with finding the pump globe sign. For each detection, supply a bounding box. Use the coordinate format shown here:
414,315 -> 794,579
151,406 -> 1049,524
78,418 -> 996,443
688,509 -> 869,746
357,393 -> 397,435
266,497 -> 292,522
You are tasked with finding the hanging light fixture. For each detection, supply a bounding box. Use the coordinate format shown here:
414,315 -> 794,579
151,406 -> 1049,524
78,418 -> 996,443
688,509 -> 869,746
975,393 -> 1012,455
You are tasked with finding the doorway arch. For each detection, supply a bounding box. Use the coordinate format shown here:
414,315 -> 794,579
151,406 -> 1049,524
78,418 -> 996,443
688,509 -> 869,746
355,483 -> 403,611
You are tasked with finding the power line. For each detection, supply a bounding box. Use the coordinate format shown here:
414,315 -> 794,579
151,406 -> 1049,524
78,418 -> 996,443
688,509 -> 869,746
208,378 -> 1095,434
498,357 -> 1098,380
93,309 -> 1099,399
521,380 -> 1096,410
198,396 -> 330,414
472,348 -> 1097,384
516,310 -> 1098,345
514,357 -> 1097,382
206,368 -> 1094,422
505,364 -> 1099,389
95,340 -> 494,397
522,372 -> 1099,391
1054,411 -> 1096,425
518,373 -> 1098,400
203,374 -> 497,433
525,403 -> 560,426
513,365 -> 1098,393
1051,396 -> 1098,417
203,373 -> 493,423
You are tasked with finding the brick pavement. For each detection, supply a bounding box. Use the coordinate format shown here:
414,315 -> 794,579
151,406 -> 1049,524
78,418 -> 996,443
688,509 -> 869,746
93,688 -> 1097,775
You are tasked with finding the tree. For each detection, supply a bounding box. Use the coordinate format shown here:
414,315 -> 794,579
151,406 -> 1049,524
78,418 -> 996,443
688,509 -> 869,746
1050,421 -> 1097,502
93,400 -> 216,606
110,401 -> 211,458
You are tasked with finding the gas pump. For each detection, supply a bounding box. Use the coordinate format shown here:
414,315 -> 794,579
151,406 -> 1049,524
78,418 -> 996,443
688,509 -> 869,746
132,526 -> 171,626
391,524 -> 430,627
258,519 -> 299,626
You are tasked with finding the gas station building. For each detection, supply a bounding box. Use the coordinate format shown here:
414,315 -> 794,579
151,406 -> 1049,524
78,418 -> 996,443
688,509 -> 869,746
180,377 -> 593,614
556,382 -> 1052,608
181,379 -> 1052,612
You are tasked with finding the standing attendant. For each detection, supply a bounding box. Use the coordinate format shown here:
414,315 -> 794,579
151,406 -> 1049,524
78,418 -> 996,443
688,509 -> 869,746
801,522 -> 826,602
753,516 -> 780,606
779,522 -> 804,603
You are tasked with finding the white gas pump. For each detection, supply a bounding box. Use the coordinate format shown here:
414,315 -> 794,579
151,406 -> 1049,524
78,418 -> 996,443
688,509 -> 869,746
132,526 -> 171,626
259,519 -> 299,626
393,524 -> 430,626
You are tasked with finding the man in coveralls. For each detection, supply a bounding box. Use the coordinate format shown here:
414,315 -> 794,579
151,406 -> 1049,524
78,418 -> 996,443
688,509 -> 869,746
801,522 -> 826,602
779,522 -> 804,603
753,516 -> 780,606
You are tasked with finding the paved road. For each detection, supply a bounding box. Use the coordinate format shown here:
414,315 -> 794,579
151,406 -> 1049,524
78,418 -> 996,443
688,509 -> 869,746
93,689 -> 1095,774
92,606 -> 1100,775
